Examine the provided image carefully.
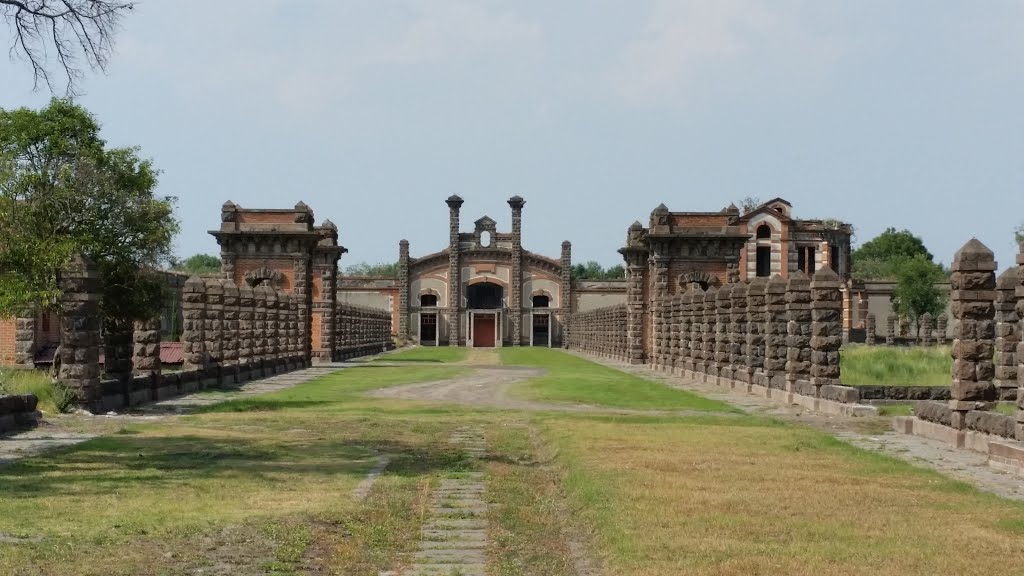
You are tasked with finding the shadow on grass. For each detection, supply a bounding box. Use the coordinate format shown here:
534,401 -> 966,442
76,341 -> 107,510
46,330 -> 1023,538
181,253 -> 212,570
0,428 -> 510,499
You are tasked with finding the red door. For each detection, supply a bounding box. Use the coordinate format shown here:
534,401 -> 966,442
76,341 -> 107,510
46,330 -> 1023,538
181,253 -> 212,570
473,315 -> 496,347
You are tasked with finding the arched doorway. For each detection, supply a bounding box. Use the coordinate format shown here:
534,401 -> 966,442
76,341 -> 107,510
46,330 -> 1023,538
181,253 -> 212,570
467,282 -> 503,347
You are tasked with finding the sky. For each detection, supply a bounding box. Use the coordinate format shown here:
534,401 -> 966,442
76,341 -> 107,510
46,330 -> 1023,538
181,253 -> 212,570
2,0 -> 1023,271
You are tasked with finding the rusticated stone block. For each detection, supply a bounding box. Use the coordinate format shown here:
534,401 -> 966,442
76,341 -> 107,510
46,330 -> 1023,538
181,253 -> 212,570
786,272 -> 812,390
949,238 -> 998,430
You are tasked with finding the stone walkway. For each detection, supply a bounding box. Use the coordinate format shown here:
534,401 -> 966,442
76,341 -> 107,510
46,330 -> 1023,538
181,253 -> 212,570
0,364 -> 346,466
404,426 -> 489,576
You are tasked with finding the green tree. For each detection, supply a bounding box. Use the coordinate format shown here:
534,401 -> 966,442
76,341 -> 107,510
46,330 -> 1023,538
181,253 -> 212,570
344,261 -> 399,277
171,253 -> 222,275
851,227 -> 933,279
1015,222 -> 1023,247
604,264 -> 625,279
571,261 -> 625,280
891,254 -> 946,321
0,99 -> 178,323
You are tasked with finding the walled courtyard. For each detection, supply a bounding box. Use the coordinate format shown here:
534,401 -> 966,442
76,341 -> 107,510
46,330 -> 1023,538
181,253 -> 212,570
2,347 -> 1023,576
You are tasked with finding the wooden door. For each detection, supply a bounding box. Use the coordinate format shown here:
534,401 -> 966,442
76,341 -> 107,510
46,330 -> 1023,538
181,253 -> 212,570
473,315 -> 496,347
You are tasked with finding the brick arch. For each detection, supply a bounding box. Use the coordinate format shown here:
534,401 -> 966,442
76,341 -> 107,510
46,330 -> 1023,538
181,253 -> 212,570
530,288 -> 554,308
677,270 -> 719,291
244,266 -> 285,289
418,288 -> 441,307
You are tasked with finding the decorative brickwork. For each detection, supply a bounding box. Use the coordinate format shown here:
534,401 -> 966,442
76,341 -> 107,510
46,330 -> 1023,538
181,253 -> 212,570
446,195 -> 463,346
204,278 -> 225,380
182,276 -> 206,372
729,282 -> 747,383
222,280 -> 240,382
701,286 -> 718,378
948,239 -> 997,430
714,284 -> 733,379
566,304 -> 627,359
398,239 -> 410,341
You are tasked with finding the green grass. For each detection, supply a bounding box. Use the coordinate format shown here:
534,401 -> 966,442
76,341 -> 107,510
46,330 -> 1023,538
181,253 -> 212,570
374,346 -> 469,363
841,345 -> 951,386
0,367 -> 75,414
501,348 -> 739,412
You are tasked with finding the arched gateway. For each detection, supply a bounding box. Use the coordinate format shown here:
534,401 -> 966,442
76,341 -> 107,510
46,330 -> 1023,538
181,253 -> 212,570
398,196 -> 572,348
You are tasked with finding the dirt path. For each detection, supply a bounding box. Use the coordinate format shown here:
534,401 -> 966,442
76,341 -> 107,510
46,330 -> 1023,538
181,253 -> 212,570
367,365 -> 734,418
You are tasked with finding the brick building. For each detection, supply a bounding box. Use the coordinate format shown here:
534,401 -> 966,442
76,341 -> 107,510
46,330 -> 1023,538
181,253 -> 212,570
211,201 -> 344,361
619,198 -> 853,362
398,196 -> 571,347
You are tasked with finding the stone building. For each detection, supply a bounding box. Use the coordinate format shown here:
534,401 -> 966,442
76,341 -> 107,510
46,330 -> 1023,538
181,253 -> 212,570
398,196 -> 571,347
618,198 -> 853,362
211,201 -> 345,361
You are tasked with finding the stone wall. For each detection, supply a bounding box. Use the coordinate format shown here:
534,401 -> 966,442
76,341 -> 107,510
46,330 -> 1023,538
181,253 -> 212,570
567,269 -> 864,407
566,304 -> 627,359
335,303 -> 394,359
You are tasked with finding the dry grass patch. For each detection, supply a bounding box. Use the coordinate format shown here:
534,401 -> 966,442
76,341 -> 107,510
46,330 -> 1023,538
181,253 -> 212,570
545,415 -> 1024,576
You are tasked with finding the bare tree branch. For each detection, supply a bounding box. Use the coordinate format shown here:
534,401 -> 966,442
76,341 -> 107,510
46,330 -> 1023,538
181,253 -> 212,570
1,0 -> 134,95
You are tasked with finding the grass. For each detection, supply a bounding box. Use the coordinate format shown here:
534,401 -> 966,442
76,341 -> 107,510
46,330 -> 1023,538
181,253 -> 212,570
5,346 -> 1024,575
543,416 -> 1024,576
841,345 -> 951,386
501,348 -> 739,412
375,346 -> 469,363
0,367 -> 75,414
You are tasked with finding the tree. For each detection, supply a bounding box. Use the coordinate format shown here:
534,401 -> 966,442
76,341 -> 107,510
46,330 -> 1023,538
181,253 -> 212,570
890,254 -> 946,322
0,99 -> 178,323
571,261 -> 625,280
1015,222 -> 1023,247
344,261 -> 399,277
851,227 -> 933,279
171,253 -> 221,276
2,0 -> 135,95
738,196 -> 761,214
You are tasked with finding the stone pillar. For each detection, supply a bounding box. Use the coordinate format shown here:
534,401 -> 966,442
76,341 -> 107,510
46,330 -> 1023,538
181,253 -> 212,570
730,282 -> 748,383
204,278 -> 224,384
625,253 -> 646,364
994,268 -> 1019,399
746,277 -> 768,386
678,289 -> 693,371
885,315 -> 896,346
57,255 -> 102,405
701,286 -> 718,377
865,313 -> 877,346
919,312 -> 934,347
222,280 -> 240,383
182,276 -> 206,373
399,239 -> 410,342
687,286 -> 705,372
949,238 -> 997,430
936,314 -> 949,344
508,197 -> 525,346
560,240 -> 572,349
133,317 -> 162,400
764,275 -> 789,389
13,313 -> 36,366
446,195 -> 464,346
102,317 -> 133,384
254,285 -> 270,375
786,272 -> 812,394
1016,242 -> 1024,441
810,269 -> 843,396
715,284 -> 733,379
293,255 -> 313,362
238,284 -> 254,379
669,295 -> 681,372
266,288 -> 280,371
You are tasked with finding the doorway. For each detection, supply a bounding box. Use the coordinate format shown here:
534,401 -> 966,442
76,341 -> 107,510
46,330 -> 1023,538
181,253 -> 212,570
419,313 -> 437,345
473,314 -> 496,347
531,313 -> 550,347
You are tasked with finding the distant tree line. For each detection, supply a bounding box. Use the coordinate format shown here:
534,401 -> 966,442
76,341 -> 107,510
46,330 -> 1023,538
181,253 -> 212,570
571,261 -> 624,280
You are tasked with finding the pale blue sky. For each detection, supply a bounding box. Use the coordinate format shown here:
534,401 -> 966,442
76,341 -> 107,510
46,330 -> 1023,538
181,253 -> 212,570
2,1 -> 1022,270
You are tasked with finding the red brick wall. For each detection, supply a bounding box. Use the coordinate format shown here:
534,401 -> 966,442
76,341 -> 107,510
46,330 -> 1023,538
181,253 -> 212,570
670,214 -> 731,227
237,212 -> 297,225
0,317 -> 15,365
233,258 -> 296,292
